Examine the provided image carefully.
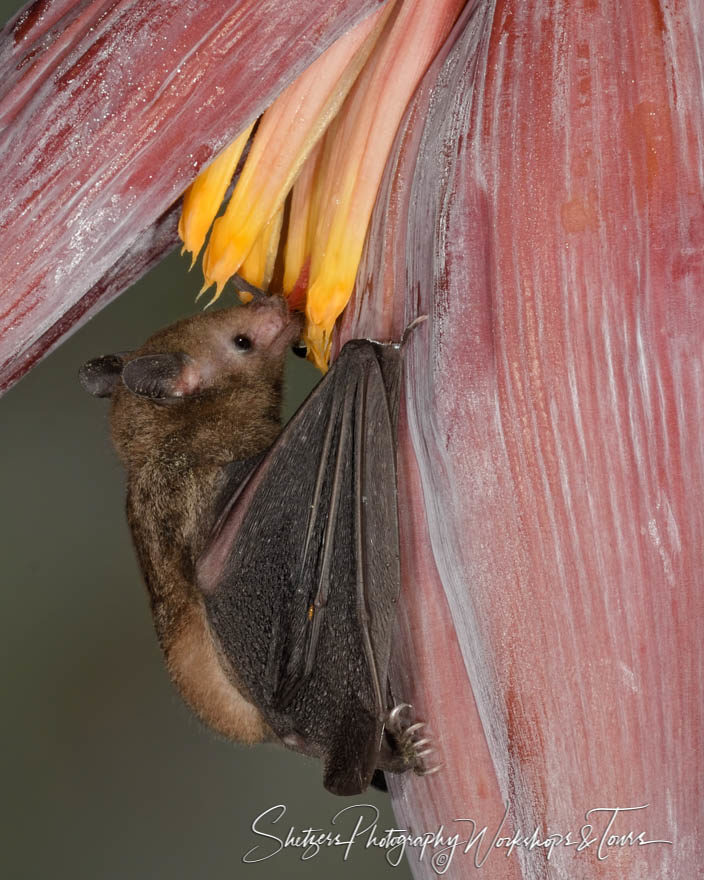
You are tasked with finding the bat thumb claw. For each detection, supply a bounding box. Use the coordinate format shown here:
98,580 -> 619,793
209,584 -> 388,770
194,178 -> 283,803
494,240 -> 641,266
386,703 -> 414,730
401,314 -> 428,348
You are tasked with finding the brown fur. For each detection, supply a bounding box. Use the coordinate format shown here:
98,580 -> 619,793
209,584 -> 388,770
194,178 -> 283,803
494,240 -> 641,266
104,300 -> 302,744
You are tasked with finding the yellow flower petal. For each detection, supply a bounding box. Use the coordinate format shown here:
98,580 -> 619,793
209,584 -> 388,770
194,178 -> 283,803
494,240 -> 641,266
201,3 -> 392,295
283,139 -> 323,296
178,123 -> 254,265
238,205 -> 285,291
181,0 -> 463,368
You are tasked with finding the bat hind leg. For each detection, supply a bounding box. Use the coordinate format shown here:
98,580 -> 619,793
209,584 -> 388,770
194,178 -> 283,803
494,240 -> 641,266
376,703 -> 441,778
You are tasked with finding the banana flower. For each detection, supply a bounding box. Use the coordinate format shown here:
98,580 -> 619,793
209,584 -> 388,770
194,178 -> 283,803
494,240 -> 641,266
1,1 -> 702,877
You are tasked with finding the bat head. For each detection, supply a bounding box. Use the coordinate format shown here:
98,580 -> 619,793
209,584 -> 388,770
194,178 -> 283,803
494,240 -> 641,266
79,296 -> 304,465
79,297 -> 303,402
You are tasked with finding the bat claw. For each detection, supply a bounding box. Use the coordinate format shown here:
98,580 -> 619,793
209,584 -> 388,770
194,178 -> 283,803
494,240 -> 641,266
404,721 -> 426,738
417,761 -> 443,777
386,703 -> 413,731
232,274 -> 268,300
401,314 -> 428,348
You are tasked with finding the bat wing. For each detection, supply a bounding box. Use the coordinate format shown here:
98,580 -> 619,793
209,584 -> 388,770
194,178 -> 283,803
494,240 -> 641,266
196,339 -> 402,795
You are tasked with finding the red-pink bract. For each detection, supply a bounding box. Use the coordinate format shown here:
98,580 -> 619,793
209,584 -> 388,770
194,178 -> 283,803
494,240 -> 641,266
340,2 -> 703,877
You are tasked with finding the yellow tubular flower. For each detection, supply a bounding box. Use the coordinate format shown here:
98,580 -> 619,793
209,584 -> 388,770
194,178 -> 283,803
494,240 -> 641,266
197,2 -> 394,302
180,0 -> 464,368
238,206 -> 285,294
283,139 -> 324,298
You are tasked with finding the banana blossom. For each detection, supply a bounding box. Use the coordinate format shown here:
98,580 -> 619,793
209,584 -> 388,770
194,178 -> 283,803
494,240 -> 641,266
1,2 -> 702,878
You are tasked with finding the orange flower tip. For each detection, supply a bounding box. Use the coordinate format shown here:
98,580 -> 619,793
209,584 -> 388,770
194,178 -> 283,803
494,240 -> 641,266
178,243 -> 200,272
203,282 -> 226,309
310,348 -> 330,373
202,291 -> 221,310
305,325 -> 333,373
196,280 -> 214,302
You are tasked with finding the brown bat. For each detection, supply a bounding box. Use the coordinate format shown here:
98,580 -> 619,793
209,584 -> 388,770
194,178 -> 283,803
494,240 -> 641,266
79,294 -> 436,795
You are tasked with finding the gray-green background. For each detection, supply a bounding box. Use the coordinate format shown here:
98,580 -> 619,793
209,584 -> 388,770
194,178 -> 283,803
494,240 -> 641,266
0,2 -> 413,874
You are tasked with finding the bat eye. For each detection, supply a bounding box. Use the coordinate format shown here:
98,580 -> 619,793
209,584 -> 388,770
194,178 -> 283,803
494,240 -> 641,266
292,341 -> 307,358
233,335 -> 252,352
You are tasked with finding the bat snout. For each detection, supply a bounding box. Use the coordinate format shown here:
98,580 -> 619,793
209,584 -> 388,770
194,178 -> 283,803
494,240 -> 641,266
248,297 -> 303,353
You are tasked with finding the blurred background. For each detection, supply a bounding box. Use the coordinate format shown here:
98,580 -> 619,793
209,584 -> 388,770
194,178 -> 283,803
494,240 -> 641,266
0,2 -> 413,875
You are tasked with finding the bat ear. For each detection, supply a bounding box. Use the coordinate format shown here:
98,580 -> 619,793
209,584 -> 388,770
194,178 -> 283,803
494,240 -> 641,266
121,353 -> 199,402
78,354 -> 127,398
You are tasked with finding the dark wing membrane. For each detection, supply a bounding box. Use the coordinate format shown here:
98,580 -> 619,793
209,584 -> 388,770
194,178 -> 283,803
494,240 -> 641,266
197,339 -> 402,795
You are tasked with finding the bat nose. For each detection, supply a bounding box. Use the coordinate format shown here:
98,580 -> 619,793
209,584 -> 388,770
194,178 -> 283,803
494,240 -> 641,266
243,296 -> 302,351
254,295 -> 305,333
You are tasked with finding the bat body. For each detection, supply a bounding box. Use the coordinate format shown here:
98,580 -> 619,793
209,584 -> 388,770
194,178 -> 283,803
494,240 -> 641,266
80,296 -> 432,795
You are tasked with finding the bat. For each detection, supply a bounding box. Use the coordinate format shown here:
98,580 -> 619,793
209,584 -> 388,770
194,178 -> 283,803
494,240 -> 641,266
79,293 -> 435,795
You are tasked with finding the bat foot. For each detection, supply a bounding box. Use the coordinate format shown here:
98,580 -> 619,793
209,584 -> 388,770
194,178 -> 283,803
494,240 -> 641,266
383,703 -> 440,778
